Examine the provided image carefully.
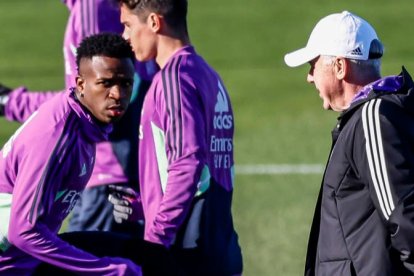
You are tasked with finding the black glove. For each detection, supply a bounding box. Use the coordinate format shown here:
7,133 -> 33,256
0,83 -> 11,95
400,250 -> 414,272
0,83 -> 12,116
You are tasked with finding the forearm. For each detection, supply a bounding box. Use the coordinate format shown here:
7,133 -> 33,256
5,87 -> 60,122
149,158 -> 203,247
9,221 -> 127,275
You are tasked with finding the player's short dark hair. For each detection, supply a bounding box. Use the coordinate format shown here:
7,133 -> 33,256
76,32 -> 135,72
117,0 -> 187,31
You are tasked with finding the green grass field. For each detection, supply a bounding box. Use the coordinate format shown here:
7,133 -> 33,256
1,1 -> 414,275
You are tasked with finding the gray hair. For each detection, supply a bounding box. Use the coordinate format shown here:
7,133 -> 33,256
349,39 -> 383,76
322,39 -> 384,76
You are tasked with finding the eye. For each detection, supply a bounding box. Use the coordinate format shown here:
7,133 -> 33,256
122,79 -> 133,88
99,80 -> 112,87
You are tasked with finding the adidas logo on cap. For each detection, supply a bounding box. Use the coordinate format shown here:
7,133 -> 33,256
351,47 -> 363,56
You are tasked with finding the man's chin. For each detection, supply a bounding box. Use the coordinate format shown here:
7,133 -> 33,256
107,116 -> 121,123
105,110 -> 126,123
322,102 -> 331,110
95,115 -> 116,125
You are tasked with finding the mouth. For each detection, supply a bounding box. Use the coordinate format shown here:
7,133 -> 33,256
107,105 -> 126,117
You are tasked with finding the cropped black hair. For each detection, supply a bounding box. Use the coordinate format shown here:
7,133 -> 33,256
117,0 -> 188,31
76,32 -> 135,72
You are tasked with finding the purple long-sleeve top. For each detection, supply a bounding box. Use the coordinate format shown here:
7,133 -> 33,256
139,46 -> 235,247
0,90 -> 134,275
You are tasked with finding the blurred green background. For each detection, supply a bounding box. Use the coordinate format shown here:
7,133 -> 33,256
1,1 -> 414,275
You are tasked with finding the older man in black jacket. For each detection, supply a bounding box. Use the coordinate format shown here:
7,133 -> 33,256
285,11 -> 414,276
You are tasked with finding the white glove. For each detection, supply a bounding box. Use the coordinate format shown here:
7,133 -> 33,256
108,185 -> 144,223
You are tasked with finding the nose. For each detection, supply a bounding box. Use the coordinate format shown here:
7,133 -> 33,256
122,28 -> 130,42
109,85 -> 128,101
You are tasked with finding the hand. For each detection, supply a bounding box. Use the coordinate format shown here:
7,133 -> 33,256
401,250 -> 414,272
106,256 -> 142,276
0,83 -> 11,96
108,185 -> 144,223
0,83 -> 11,116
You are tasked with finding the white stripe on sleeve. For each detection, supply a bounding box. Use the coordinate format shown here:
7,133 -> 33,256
362,99 -> 395,220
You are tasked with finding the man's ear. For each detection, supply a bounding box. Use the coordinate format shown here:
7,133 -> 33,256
148,12 -> 162,33
334,57 -> 348,80
76,75 -> 85,92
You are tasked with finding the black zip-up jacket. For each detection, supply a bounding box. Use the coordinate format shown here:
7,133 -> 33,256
305,68 -> 414,276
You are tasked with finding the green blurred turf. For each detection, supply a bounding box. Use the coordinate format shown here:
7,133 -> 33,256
1,1 -> 414,275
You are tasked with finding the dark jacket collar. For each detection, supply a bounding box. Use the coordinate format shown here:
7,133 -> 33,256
336,67 -> 414,130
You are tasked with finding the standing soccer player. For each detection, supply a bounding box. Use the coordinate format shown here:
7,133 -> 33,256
108,0 -> 243,275
0,33 -> 141,275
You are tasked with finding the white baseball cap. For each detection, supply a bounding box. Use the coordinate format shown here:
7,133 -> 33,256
284,11 -> 380,67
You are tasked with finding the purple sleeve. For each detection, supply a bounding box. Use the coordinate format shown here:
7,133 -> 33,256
5,109 -> 138,274
4,87 -> 58,122
62,0 -> 77,10
148,69 -> 205,247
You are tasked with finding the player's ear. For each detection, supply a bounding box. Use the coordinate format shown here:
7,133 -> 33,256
334,57 -> 347,80
148,12 -> 161,33
76,75 -> 85,94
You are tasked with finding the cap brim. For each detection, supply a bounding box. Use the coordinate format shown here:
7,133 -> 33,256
284,47 -> 319,67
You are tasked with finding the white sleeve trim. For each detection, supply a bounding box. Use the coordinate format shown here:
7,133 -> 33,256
362,99 -> 395,220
